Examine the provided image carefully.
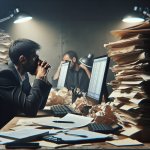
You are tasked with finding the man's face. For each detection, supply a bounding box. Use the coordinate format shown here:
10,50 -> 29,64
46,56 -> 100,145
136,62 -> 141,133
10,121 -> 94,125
63,54 -> 76,69
28,55 -> 40,75
22,52 -> 40,75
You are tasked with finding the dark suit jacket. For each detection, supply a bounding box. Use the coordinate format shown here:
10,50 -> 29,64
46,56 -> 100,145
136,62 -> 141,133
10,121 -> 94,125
0,63 -> 52,128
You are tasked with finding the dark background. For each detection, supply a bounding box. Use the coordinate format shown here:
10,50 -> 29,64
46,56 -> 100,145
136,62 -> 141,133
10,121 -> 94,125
0,0 -> 150,94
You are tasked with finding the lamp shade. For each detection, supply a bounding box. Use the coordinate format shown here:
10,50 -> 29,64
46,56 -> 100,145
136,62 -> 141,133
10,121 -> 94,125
79,53 -> 94,68
122,8 -> 145,23
13,13 -> 32,24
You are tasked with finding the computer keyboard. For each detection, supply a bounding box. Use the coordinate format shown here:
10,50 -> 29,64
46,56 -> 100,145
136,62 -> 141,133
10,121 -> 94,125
50,104 -> 80,117
88,123 -> 122,134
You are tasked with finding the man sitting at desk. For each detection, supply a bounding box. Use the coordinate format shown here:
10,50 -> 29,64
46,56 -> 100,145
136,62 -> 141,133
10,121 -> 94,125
52,50 -> 91,92
0,39 -> 52,128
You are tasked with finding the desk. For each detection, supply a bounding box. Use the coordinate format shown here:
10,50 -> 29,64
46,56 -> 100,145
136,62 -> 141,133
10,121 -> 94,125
1,110 -> 150,149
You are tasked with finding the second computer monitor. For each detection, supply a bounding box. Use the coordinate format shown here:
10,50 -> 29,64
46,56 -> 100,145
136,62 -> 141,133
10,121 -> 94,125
57,61 -> 70,89
87,55 -> 110,104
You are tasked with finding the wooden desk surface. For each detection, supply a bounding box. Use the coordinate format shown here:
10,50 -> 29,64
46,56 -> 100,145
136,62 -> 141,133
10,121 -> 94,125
1,110 -> 150,149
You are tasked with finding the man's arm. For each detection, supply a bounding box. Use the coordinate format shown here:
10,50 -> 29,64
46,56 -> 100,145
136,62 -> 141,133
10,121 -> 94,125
0,61 -> 52,117
0,72 -> 51,116
53,61 -> 65,80
79,64 -> 91,79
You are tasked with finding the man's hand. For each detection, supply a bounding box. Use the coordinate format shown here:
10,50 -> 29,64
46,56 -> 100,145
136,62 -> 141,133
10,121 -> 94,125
36,60 -> 51,79
53,60 -> 66,80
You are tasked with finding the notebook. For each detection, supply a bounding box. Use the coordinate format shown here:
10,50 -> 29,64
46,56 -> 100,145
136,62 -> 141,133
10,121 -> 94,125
0,128 -> 49,144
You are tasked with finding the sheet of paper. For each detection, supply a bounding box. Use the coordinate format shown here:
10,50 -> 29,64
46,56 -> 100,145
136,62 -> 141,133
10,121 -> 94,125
109,90 -> 138,98
16,117 -> 58,126
110,29 -> 150,39
39,140 -> 69,148
33,114 -> 93,129
121,80 -> 142,85
120,126 -> 142,136
129,98 -> 145,105
120,105 -> 138,111
10,125 -> 41,131
0,137 -> 14,144
104,35 -> 144,48
43,106 -> 50,110
106,138 -> 143,146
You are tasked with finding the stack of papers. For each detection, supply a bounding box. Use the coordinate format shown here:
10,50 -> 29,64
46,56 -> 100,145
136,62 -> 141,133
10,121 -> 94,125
104,21 -> 150,140
0,30 -> 12,64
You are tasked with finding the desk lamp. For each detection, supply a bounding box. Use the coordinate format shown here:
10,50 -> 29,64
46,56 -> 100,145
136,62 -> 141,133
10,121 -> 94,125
122,6 -> 150,23
0,8 -> 32,24
79,53 -> 94,68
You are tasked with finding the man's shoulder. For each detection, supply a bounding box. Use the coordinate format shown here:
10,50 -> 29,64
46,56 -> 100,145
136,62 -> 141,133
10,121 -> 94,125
0,63 -> 19,84
0,63 -> 15,76
79,67 -> 86,74
0,63 -> 12,71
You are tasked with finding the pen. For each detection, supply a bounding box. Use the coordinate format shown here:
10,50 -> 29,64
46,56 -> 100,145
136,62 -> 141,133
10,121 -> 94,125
64,132 -> 87,138
53,121 -> 74,123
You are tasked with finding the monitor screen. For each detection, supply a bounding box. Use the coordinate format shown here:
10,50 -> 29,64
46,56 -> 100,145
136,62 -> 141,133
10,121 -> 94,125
87,55 -> 110,104
57,61 -> 70,89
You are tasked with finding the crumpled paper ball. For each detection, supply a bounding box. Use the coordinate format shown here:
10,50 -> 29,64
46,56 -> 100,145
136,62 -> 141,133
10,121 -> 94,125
46,87 -> 72,106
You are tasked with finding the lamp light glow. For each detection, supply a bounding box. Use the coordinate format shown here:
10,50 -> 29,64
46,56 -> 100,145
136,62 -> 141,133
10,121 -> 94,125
122,16 -> 144,23
14,15 -> 32,23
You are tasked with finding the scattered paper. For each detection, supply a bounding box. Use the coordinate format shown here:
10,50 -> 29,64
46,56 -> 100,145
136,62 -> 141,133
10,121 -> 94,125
109,90 -> 137,98
121,126 -> 142,136
39,140 -> 69,148
16,117 -> 57,126
106,138 -> 143,146
10,125 -> 41,131
33,114 -> 93,129
0,137 -> 14,144
120,105 -> 138,111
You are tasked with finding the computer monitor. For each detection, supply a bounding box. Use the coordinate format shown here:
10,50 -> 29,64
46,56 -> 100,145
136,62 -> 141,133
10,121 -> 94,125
57,61 -> 70,89
87,55 -> 110,104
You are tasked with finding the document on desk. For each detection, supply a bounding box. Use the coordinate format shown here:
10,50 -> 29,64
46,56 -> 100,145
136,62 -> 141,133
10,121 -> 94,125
16,116 -> 57,126
106,138 -> 143,146
0,137 -> 15,145
0,128 -> 49,143
43,129 -> 110,144
33,114 -> 93,129
120,126 -> 142,136
10,125 -> 41,131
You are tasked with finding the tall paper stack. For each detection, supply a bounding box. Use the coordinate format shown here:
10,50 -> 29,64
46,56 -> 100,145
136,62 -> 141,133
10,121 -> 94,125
104,21 -> 150,142
0,30 -> 12,64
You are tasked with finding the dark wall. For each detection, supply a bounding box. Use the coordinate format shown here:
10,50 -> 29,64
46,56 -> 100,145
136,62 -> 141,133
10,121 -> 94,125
0,0 -> 150,93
